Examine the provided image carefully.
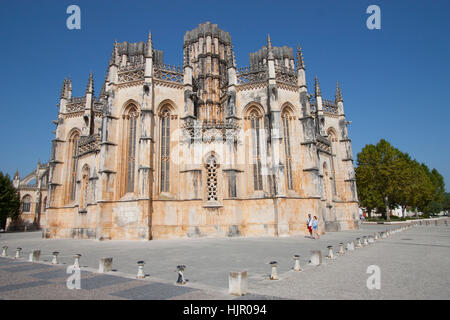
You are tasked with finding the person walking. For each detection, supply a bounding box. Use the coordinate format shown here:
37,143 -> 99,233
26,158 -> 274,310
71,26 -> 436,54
312,216 -> 320,239
306,214 -> 313,238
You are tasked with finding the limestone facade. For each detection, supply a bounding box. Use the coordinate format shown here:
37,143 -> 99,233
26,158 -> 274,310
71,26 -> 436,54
41,22 -> 359,240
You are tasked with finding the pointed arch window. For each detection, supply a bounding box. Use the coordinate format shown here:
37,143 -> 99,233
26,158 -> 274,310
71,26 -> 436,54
160,108 -> 171,193
282,112 -> 294,190
250,110 -> 263,191
69,132 -> 80,202
206,155 -> 218,202
22,195 -> 31,212
327,129 -> 338,195
79,165 -> 90,211
125,107 -> 138,193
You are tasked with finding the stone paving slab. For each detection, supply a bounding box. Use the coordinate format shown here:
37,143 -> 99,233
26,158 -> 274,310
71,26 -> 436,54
31,269 -> 89,280
1,263 -> 54,273
71,274 -> 134,291
110,282 -> 197,300
0,280 -> 51,292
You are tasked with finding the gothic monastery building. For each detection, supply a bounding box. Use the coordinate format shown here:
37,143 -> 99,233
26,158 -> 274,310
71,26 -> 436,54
13,22 -> 360,239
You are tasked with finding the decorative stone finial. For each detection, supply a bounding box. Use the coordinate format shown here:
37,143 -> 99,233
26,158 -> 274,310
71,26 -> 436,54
145,30 -> 153,58
335,81 -> 343,102
60,78 -> 66,98
297,45 -> 305,69
267,34 -> 274,60
314,76 -> 321,97
85,72 -> 94,95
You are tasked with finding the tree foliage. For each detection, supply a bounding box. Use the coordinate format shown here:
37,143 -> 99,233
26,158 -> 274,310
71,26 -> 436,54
355,139 -> 446,219
0,171 -> 20,229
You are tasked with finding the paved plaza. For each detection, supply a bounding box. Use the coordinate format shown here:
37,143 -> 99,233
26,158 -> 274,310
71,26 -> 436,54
0,221 -> 449,300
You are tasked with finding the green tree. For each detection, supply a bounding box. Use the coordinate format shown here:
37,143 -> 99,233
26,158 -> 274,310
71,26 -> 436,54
0,171 -> 20,229
407,161 -> 434,217
356,139 -> 404,220
423,168 -> 446,214
443,193 -> 450,212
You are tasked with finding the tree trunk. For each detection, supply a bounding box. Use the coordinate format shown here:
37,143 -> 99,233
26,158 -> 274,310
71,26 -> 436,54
384,196 -> 390,221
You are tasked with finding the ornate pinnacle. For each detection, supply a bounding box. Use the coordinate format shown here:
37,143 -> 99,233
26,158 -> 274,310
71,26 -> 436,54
183,46 -> 190,67
335,81 -> 343,102
14,169 -> 19,179
297,45 -> 305,70
267,34 -> 274,60
314,76 -> 321,97
147,30 -> 152,42
145,30 -> 153,58
60,78 -> 67,99
109,44 -> 116,66
86,72 -> 94,95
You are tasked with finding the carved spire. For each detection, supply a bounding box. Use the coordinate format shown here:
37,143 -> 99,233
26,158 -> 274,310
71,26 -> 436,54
85,72 -> 94,95
267,34 -> 274,60
14,169 -> 19,179
226,46 -> 236,68
296,45 -> 305,70
109,43 -> 116,66
60,78 -> 67,99
335,81 -> 343,102
314,76 -> 321,97
67,77 -> 72,92
183,46 -> 190,67
232,47 -> 237,67
145,30 -> 153,58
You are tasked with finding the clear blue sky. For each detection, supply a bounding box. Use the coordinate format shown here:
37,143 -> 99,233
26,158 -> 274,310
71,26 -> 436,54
0,0 -> 449,191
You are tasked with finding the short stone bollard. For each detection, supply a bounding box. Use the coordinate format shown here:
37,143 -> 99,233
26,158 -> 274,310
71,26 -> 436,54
368,236 -> 374,244
99,257 -> 113,273
293,255 -> 302,272
309,250 -> 322,266
346,241 -> 355,251
1,246 -> 7,257
445,221 -> 448,227
381,232 -> 387,239
435,220 -> 438,226
51,252 -> 59,265
419,221 -> 422,226
15,248 -> 22,259
73,254 -> 81,268
356,238 -> 362,248
229,271 -> 248,296
176,265 -> 186,285
339,243 -> 345,254
29,250 -> 41,262
362,237 -> 368,246
374,232 -> 379,240
326,246 -> 334,259
269,261 -> 279,280
136,261 -> 145,279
